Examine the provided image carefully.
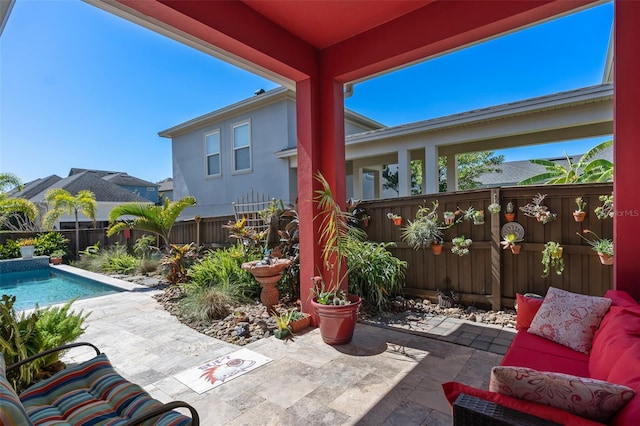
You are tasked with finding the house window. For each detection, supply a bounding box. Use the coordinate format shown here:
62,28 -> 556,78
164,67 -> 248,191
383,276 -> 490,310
232,121 -> 251,172
205,130 -> 221,177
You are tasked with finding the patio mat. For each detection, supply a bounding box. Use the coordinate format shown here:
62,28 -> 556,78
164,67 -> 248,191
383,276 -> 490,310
174,348 -> 272,394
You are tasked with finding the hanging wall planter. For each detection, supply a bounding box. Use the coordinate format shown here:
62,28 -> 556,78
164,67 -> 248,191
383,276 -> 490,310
431,241 -> 443,255
387,213 -> 402,226
573,197 -> 586,222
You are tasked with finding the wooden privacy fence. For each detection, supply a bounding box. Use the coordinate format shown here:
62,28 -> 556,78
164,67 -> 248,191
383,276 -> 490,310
359,183 -> 613,309
2,184 -> 613,310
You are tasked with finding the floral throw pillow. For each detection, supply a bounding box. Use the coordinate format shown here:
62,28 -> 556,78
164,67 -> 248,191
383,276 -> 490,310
528,287 -> 611,354
490,366 -> 635,423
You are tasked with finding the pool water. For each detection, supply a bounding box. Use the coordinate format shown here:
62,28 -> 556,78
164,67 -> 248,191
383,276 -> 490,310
0,268 -> 122,311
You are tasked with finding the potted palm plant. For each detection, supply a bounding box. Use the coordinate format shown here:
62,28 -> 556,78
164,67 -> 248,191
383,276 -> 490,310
310,172 -> 367,345
577,229 -> 614,265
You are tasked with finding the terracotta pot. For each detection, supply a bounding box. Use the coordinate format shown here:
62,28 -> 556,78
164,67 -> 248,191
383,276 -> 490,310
311,295 -> 361,345
444,215 -> 455,225
289,314 -> 311,333
361,218 -> 369,228
431,243 -> 443,255
50,257 -> 63,265
598,252 -> 614,265
510,245 -> 521,255
393,217 -> 402,226
573,211 -> 586,222
504,213 -> 515,222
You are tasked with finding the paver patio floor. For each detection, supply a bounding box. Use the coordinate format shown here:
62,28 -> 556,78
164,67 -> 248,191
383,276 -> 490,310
62,288 -> 506,425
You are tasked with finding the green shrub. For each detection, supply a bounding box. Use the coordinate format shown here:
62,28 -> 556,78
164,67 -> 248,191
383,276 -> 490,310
34,301 -> 89,365
0,295 -> 43,391
187,244 -> 260,300
34,232 -> 70,257
0,296 -> 89,393
0,239 -> 19,259
133,234 -> 159,259
345,238 -> 407,312
74,244 -> 139,274
180,287 -> 235,321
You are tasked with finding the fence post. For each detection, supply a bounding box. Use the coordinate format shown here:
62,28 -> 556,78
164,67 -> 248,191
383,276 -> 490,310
490,188 -> 502,310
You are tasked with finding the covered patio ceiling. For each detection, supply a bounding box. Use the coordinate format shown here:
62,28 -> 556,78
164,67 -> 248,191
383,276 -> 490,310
88,0 -> 640,304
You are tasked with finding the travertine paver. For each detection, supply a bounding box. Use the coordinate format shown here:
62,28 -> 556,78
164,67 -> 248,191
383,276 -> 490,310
60,286 -> 506,425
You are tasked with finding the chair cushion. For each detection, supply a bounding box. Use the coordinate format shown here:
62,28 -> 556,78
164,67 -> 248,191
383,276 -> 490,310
501,330 -> 590,377
20,353 -> 190,426
490,366 -> 635,423
606,341 -> 640,426
1,352 -> 34,426
589,306 -> 640,380
441,381 -> 603,426
528,287 -> 611,354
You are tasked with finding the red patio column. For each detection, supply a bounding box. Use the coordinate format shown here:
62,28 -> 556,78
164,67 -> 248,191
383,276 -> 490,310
296,76 -> 347,317
613,0 -> 640,300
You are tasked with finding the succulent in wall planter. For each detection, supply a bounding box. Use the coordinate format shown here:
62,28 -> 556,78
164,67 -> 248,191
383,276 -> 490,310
541,241 -> 564,278
573,197 -> 586,222
577,229 -> 614,265
451,236 -> 472,256
401,201 -> 444,254
473,210 -> 485,225
387,212 -> 402,226
520,193 -> 557,224
443,211 -> 456,225
504,202 -> 516,222
594,193 -> 614,219
500,233 -> 522,255
431,240 -> 444,255
488,203 -> 501,214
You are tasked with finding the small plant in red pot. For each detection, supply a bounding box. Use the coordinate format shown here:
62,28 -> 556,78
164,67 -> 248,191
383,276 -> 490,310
400,201 -> 445,256
577,229 -> 614,265
573,197 -> 586,222
311,172 -> 366,345
504,202 -> 515,222
387,212 -> 402,226
500,233 -> 522,255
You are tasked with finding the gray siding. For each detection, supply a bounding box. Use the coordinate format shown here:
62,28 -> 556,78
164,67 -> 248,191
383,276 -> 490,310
173,100 -> 294,217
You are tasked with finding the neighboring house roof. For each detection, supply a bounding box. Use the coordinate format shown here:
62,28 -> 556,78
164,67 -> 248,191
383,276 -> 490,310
102,172 -> 158,188
158,178 -> 173,192
69,168 -> 121,178
0,0 -> 14,37
478,145 -> 613,187
158,86 -> 385,138
9,175 -> 62,199
28,171 -> 151,203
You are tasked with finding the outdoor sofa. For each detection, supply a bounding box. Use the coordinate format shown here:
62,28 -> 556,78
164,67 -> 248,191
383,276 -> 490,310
443,288 -> 640,425
0,342 -> 199,425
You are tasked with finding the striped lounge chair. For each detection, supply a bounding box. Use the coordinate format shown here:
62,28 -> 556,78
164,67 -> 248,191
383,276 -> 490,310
1,343 -> 199,425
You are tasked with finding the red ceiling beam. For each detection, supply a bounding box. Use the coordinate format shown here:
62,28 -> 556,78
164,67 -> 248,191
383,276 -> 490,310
118,0 -> 317,82
324,0 -> 601,82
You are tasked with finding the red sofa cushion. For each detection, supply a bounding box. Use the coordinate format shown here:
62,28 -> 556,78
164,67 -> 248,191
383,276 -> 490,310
515,293 -> 544,330
441,381 -> 603,426
607,341 -> 640,426
589,306 -> 640,380
501,329 -> 589,377
604,290 -> 639,308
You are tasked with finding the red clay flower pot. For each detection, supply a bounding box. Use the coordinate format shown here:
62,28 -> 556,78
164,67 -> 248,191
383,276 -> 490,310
573,211 -> 586,222
504,213 -> 515,222
598,252 -> 614,265
431,243 -> 443,255
311,295 -> 361,345
393,217 -> 402,226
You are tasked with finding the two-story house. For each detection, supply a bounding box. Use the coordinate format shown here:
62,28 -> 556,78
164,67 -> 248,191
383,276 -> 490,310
158,87 -> 384,218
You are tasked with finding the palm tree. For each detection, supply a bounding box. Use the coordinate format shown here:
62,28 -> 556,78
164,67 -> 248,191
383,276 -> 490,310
0,173 -> 39,231
43,189 -> 97,258
106,196 -> 196,249
518,140 -> 613,185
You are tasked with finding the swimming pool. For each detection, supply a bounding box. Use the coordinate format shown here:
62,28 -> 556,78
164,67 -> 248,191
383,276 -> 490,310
0,268 -> 123,311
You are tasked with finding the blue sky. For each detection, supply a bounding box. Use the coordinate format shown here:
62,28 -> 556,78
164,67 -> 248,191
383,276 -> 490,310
1,1 -> 613,184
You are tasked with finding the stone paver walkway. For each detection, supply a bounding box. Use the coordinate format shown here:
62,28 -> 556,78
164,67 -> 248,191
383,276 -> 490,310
60,284 -> 508,425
